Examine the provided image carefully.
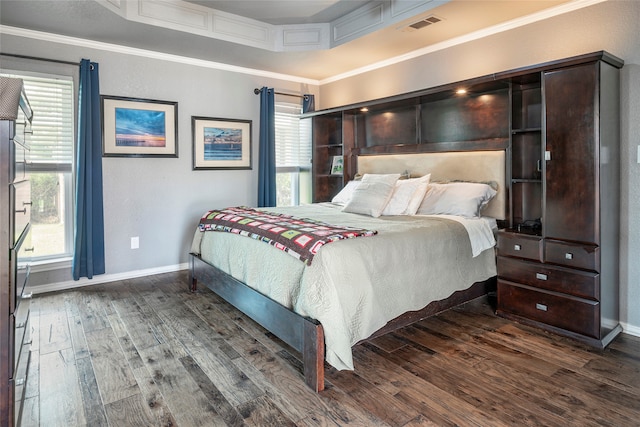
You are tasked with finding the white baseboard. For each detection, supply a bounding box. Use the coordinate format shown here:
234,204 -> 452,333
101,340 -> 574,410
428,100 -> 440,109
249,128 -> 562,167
621,321 -> 640,338
27,263 -> 190,295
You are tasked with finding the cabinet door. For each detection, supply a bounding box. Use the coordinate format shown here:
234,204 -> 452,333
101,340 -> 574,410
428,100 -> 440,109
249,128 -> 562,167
543,63 -> 599,245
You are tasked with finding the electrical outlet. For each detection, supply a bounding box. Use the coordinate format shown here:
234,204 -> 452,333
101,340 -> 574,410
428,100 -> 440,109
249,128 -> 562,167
131,236 -> 139,249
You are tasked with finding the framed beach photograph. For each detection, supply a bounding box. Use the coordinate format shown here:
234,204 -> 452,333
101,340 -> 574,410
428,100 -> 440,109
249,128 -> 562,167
192,116 -> 252,170
101,95 -> 178,157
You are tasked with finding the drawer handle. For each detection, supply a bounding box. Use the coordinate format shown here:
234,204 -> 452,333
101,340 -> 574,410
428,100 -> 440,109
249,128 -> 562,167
514,244 -> 521,251
536,273 -> 548,281
15,208 -> 27,214
24,247 -> 35,252
565,252 -> 573,260
16,322 -> 25,329
23,201 -> 33,206
21,292 -> 33,300
15,378 -> 25,386
536,303 -> 548,312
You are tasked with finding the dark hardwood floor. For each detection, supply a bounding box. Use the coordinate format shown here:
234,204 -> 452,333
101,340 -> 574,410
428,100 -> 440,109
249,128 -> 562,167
20,271 -> 640,426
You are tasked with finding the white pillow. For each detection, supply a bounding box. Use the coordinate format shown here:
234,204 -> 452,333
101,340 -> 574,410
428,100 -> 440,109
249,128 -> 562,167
417,182 -> 497,218
331,180 -> 360,206
381,174 -> 431,216
343,173 -> 400,217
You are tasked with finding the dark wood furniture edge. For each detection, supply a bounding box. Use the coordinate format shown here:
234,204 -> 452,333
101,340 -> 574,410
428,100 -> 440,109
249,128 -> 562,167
189,253 -> 325,392
190,252 -> 495,391
496,309 -> 623,349
361,277 -> 496,342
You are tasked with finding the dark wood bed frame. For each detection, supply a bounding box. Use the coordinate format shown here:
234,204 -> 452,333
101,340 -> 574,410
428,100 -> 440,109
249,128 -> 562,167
189,253 -> 496,392
188,75 -> 511,391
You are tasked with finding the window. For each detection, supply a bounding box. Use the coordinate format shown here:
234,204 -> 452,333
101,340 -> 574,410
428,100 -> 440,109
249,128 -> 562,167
2,72 -> 75,260
275,101 -> 312,206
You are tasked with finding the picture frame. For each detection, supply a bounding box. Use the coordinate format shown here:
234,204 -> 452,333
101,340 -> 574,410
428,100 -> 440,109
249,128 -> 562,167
331,155 -> 343,175
192,116 -> 252,170
101,95 -> 178,157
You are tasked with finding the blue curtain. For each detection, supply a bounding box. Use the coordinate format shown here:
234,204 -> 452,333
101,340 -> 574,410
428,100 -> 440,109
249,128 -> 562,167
257,87 -> 276,207
72,59 -> 105,280
303,94 -> 315,113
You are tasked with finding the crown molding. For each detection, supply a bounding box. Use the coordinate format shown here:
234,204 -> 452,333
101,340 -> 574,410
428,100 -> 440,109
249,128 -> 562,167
95,0 -> 445,52
0,25 -> 320,85
320,0 -> 608,84
1,0 -> 607,85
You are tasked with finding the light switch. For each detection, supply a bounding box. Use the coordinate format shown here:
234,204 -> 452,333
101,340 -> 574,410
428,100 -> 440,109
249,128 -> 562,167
637,145 -> 640,164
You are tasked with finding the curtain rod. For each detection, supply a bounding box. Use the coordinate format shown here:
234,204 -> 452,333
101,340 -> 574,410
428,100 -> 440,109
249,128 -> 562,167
1,52 -> 80,67
253,88 -> 309,101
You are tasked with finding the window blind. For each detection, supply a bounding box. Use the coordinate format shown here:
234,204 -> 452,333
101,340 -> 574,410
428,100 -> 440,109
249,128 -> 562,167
4,73 -> 74,165
275,102 -> 311,169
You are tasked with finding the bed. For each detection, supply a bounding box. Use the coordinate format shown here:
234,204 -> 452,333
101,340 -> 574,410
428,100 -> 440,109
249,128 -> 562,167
189,150 -> 506,392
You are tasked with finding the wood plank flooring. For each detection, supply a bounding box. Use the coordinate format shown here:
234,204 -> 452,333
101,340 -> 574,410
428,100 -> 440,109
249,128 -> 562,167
20,271 -> 640,426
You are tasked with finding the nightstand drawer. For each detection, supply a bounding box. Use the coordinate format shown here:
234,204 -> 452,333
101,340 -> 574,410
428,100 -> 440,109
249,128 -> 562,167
12,110 -> 32,149
498,256 -> 599,300
498,280 -> 599,338
10,225 -> 32,314
497,232 -> 543,261
14,303 -> 30,374
14,349 -> 31,427
11,140 -> 27,182
10,180 -> 31,246
545,240 -> 599,272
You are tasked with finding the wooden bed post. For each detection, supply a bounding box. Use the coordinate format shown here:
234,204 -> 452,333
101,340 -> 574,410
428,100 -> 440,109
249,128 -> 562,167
303,320 -> 325,392
190,254 -> 327,392
189,254 -> 198,292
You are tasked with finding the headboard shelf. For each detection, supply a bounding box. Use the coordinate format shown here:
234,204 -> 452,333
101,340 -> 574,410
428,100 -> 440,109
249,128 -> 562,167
352,138 -> 509,156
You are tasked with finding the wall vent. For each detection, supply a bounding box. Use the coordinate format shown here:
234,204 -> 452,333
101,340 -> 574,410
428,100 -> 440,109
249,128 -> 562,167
404,15 -> 443,31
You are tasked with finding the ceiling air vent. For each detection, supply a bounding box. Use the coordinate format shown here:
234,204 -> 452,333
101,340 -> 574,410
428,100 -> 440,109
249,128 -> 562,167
404,15 -> 443,31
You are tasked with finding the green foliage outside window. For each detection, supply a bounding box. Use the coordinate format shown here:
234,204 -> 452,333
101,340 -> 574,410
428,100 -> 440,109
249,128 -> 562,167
30,173 -> 60,223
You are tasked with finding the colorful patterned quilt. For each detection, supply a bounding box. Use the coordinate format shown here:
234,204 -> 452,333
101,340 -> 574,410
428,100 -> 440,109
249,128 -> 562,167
198,206 -> 378,265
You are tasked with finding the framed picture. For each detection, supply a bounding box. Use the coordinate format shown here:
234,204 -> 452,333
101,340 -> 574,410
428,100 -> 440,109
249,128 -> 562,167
192,116 -> 252,170
101,95 -> 178,157
331,155 -> 343,175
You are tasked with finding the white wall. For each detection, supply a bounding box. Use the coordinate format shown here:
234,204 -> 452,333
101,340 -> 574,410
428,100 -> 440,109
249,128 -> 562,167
0,34 -> 318,287
620,63 -> 640,335
319,0 -> 640,333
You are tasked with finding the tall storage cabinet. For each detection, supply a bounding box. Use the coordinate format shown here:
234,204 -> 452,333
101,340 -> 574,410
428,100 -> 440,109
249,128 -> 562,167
311,111 -> 352,203
1,83 -> 33,426
497,53 -> 623,347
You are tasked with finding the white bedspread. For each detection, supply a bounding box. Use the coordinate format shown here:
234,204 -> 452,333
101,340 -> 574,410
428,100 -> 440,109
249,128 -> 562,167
191,203 -> 497,370
419,214 -> 497,257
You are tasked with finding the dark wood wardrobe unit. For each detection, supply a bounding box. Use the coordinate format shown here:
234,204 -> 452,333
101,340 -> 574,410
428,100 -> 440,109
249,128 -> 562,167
307,51 -> 623,347
497,54 -> 623,348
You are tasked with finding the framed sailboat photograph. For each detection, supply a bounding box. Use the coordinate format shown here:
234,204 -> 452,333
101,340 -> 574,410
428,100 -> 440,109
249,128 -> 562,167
192,116 -> 252,170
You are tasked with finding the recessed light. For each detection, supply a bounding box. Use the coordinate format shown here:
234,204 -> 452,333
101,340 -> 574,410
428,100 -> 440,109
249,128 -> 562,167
456,88 -> 467,95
